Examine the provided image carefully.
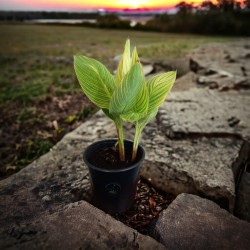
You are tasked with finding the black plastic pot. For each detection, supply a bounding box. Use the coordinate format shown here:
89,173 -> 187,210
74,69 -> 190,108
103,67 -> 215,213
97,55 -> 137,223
83,139 -> 145,214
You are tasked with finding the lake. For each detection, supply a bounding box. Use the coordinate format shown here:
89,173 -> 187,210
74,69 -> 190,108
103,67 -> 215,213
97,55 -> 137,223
25,15 -> 154,27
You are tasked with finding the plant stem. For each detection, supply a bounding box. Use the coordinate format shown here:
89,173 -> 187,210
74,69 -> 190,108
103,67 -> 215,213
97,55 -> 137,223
116,119 -> 125,161
132,122 -> 142,162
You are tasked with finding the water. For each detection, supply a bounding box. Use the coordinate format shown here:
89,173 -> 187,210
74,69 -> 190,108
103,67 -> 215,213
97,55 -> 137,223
25,16 -> 154,26
25,19 -> 96,24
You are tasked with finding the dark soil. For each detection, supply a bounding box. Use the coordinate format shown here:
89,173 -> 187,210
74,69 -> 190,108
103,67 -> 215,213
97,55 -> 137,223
89,145 -> 142,170
114,178 -> 175,235
0,93 -> 96,179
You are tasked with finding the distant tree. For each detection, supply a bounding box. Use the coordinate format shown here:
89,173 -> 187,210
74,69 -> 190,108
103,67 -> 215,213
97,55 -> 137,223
217,0 -> 235,12
234,1 -> 242,11
175,1 -> 194,14
200,1 -> 218,11
244,0 -> 250,9
96,14 -> 130,29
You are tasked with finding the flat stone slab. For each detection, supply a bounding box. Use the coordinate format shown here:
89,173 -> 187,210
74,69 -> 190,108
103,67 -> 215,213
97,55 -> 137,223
151,193 -> 250,250
0,200 -> 165,250
171,71 -> 197,91
142,64 -> 155,76
189,41 -> 250,89
158,88 -> 250,140
140,123 -> 243,212
0,108 -> 245,230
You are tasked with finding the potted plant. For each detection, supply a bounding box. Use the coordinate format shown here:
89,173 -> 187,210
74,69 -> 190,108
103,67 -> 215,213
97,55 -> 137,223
74,39 -> 176,214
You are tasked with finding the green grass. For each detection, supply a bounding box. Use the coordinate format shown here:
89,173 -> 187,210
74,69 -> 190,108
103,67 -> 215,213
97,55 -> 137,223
0,24 -> 236,105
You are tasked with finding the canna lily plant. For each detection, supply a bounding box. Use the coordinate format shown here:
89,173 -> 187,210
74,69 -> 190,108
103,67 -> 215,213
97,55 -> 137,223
74,39 -> 176,163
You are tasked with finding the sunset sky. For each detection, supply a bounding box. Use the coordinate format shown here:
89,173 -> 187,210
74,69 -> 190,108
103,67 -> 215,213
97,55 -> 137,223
0,0 -> 219,11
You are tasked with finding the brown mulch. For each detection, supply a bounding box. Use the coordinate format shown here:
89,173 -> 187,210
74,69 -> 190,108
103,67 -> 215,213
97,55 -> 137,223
114,178 -> 175,235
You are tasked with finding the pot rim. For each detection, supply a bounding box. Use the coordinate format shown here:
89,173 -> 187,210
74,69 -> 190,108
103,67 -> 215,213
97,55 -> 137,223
83,138 -> 145,173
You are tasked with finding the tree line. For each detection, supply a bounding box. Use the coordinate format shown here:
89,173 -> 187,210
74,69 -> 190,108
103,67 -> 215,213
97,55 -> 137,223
0,11 -> 99,21
1,1 -> 249,36
141,0 -> 250,36
95,1 -> 250,36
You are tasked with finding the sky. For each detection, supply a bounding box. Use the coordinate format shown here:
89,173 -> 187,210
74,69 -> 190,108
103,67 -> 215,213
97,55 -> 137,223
0,0 -> 217,12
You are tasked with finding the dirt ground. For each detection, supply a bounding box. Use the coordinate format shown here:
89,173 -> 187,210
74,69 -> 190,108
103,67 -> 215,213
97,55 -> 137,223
0,93 -> 96,178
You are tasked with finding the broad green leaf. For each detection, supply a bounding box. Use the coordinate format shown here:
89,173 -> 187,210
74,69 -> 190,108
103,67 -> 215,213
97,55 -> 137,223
110,63 -> 144,115
147,71 -> 176,113
102,108 -> 117,121
131,47 -> 139,66
115,39 -> 131,85
137,71 -> 176,129
121,82 -> 149,122
74,55 -> 115,109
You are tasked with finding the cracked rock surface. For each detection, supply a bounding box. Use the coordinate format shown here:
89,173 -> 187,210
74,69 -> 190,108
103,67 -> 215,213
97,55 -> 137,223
151,193 -> 250,250
159,88 -> 250,140
140,122 -> 242,212
1,40 -> 250,249
0,201 -> 165,250
189,41 -> 250,90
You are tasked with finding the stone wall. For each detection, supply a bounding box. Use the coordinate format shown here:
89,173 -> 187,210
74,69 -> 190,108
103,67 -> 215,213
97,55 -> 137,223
1,40 -> 250,249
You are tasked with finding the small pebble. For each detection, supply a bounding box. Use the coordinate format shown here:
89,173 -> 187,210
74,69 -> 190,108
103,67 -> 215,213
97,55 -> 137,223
155,206 -> 162,211
42,195 -> 52,202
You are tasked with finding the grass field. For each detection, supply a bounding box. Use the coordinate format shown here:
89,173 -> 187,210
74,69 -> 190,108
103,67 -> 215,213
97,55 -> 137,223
0,24 -> 236,177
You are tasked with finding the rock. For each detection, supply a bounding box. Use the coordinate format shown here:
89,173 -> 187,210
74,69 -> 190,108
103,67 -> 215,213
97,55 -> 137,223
1,41 -> 250,247
172,71 -> 197,91
197,74 -> 248,90
151,193 -> 250,250
154,58 -> 190,78
158,88 -> 250,140
42,195 -> 52,202
140,122 -> 243,212
235,171 -> 250,222
0,201 -> 165,250
189,41 -> 250,89
142,64 -> 154,76
113,54 -> 122,64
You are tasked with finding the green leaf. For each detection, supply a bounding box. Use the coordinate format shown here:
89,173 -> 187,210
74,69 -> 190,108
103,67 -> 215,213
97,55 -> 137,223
147,71 -> 176,113
74,55 -> 115,109
131,47 -> 140,66
121,82 -> 149,122
137,71 -> 176,129
102,108 -> 117,121
110,63 -> 145,115
115,39 -> 131,85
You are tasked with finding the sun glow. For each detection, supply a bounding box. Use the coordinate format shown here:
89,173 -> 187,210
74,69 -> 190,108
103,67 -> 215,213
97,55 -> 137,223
121,0 -> 148,9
